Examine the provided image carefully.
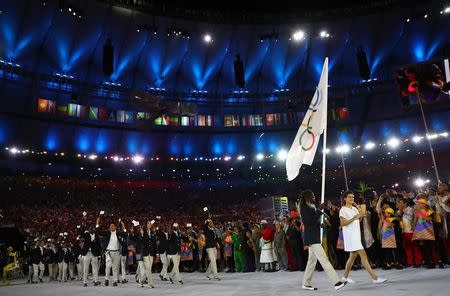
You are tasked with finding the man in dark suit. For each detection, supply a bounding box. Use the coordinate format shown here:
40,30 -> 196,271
204,218 -> 221,281
157,225 -> 170,281
79,222 -> 102,287
142,220 -> 157,288
31,240 -> 45,283
118,220 -> 129,284
167,223 -> 183,284
299,190 -> 346,291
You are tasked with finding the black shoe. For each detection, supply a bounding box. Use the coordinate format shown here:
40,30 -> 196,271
39,279 -> 43,283
439,263 -> 445,269
113,282 -> 118,287
159,275 -> 164,281
84,283 -> 88,287
169,278 -> 174,284
122,279 -> 128,284
214,277 -> 221,281
149,284 -> 155,288
414,264 -> 421,268
105,280 -> 109,286
394,264 -> 404,270
94,281 -> 100,286
302,285 -> 318,291
178,280 -> 184,285
335,281 -> 347,291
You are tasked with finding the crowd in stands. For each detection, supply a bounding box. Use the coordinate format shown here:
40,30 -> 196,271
0,175 -> 449,286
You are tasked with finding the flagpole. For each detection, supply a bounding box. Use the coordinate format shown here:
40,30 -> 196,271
340,152 -> 349,191
319,58 -> 328,243
416,91 -> 440,183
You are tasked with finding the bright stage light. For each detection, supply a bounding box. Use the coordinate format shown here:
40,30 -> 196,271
387,137 -> 400,148
277,150 -> 287,161
10,147 -> 19,154
203,34 -> 212,43
319,30 -> 330,38
445,7 -> 450,13
364,142 -> 376,150
224,156 -> 231,162
237,155 -> 245,161
256,153 -> 264,161
292,30 -> 305,42
335,144 -> 350,154
440,132 -> 448,137
426,133 -> 438,140
113,156 -> 120,162
412,136 -> 422,143
414,178 -> 426,187
88,154 -> 97,160
132,155 -> 144,164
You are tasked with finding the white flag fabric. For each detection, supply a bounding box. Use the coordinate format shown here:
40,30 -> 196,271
286,58 -> 328,181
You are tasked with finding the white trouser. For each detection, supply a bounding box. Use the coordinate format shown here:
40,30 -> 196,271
159,253 -> 169,279
32,262 -> 45,282
83,252 -> 99,284
104,251 -> 120,283
58,261 -> 68,281
137,261 -> 145,283
76,257 -> 84,280
168,254 -> 181,282
120,255 -> 127,281
143,256 -> 154,286
68,262 -> 75,279
48,263 -> 58,281
206,248 -> 219,278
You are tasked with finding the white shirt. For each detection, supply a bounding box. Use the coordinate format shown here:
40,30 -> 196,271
106,231 -> 120,251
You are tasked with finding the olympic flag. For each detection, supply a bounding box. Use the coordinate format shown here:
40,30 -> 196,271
286,58 -> 328,181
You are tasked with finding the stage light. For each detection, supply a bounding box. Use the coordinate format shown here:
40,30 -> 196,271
132,155 -> 144,164
406,18 -> 410,22
424,14 -> 428,19
10,147 -> 19,154
319,30 -> 330,38
88,154 -> 97,160
445,7 -> 450,13
292,30 -> 305,42
412,136 -> 422,143
322,148 -> 331,154
113,156 -> 120,162
237,155 -> 245,161
335,144 -> 350,154
256,153 -> 264,161
224,156 -> 231,161
364,142 -> 376,150
426,133 -> 438,140
204,34 -> 212,43
387,138 -> 400,148
277,150 -> 287,161
414,178 -> 426,187
440,132 -> 448,137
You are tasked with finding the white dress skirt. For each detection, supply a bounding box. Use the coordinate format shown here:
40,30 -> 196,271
259,238 -> 277,263
339,206 -> 364,252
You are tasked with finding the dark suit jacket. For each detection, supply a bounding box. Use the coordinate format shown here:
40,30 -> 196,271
30,247 -> 45,265
300,203 -> 323,245
204,224 -> 218,249
142,231 -> 157,257
167,231 -> 181,255
80,231 -> 102,257
157,231 -> 169,254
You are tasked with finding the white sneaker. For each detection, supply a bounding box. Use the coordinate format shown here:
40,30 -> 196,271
342,277 -> 356,283
302,285 -> 318,291
373,277 -> 387,284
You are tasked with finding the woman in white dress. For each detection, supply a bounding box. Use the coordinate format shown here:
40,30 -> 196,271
339,191 -> 386,284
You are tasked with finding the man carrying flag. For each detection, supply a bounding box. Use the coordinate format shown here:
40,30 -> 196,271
285,58 -> 347,291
